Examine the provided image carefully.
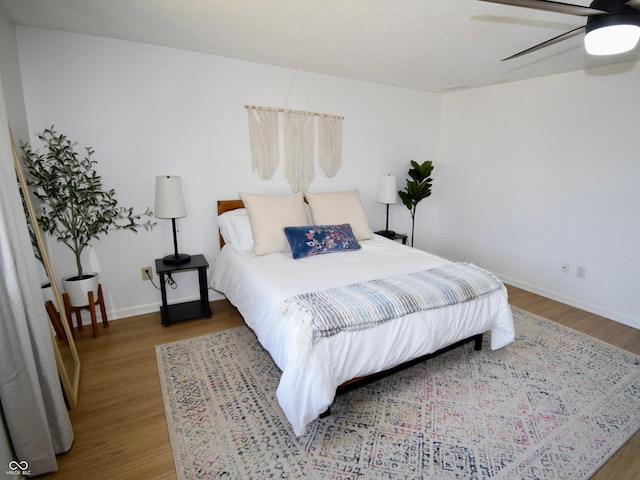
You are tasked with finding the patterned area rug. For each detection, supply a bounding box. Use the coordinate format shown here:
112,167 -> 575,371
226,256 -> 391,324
156,307 -> 640,479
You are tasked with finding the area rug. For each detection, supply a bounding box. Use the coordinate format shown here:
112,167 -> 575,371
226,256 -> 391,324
156,307 -> 640,479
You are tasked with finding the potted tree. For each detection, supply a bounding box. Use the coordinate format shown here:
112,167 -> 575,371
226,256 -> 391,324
398,160 -> 434,247
21,126 -> 155,307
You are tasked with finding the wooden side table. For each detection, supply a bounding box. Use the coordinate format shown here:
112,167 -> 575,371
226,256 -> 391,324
155,254 -> 212,326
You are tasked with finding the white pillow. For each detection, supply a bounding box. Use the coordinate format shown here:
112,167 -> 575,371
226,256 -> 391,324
305,189 -> 372,240
216,208 -> 254,254
227,214 -> 254,253
216,209 -> 238,246
239,192 -> 309,255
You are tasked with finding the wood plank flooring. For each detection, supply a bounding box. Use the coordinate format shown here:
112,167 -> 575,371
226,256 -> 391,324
40,286 -> 639,479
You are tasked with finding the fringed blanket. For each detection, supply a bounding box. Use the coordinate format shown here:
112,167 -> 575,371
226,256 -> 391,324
282,262 -> 503,349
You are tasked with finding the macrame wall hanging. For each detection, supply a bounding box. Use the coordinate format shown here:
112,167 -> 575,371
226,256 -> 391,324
282,111 -> 315,192
245,72 -> 344,192
317,114 -> 343,177
247,108 -> 279,180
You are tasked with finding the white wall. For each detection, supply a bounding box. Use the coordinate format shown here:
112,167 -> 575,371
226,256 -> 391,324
15,26 -> 640,329
16,27 -> 441,319
436,63 -> 640,328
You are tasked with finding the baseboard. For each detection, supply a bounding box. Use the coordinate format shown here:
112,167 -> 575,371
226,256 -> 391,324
110,302 -> 161,320
110,290 -> 225,321
69,302 -> 159,326
499,274 -> 640,331
73,289 -> 226,325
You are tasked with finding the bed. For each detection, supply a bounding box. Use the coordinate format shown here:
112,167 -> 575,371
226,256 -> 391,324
211,192 -> 515,436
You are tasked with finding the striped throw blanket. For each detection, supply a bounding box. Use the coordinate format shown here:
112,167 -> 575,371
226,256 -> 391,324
282,262 -> 503,347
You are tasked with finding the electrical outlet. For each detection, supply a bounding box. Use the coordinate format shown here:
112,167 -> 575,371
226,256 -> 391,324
576,265 -> 586,279
561,262 -> 569,274
141,266 -> 152,281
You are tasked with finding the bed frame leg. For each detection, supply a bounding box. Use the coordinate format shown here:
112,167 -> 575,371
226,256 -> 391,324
474,333 -> 483,351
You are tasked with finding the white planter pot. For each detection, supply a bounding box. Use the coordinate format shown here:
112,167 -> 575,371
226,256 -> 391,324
62,273 -> 99,307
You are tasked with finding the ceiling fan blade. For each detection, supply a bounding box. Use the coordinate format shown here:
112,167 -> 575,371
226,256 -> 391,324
480,0 -> 609,16
501,25 -> 586,60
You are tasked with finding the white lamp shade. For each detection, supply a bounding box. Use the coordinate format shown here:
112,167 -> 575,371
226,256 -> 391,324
376,174 -> 397,205
154,175 -> 187,219
585,24 -> 640,55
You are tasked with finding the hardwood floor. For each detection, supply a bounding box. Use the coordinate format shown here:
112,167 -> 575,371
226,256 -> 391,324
40,286 -> 639,479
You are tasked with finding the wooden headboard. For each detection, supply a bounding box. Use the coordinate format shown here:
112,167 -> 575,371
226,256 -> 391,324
217,199 -> 245,248
218,199 -> 244,215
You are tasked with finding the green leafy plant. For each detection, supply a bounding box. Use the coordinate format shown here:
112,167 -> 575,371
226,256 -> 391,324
17,178 -> 44,267
21,126 -> 155,280
398,160 -> 434,247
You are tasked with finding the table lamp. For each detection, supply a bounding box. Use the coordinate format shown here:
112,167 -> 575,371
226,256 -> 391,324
154,175 -> 191,265
376,174 -> 397,238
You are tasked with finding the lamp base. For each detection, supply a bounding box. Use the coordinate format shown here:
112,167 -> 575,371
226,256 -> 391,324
376,230 -> 397,238
162,253 -> 191,265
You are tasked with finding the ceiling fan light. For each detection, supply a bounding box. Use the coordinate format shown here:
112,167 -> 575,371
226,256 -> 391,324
585,24 -> 640,55
585,12 -> 640,56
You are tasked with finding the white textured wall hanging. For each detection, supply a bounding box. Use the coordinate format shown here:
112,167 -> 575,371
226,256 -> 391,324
245,105 -> 344,192
317,114 -> 343,178
282,111 -> 315,192
247,108 -> 279,179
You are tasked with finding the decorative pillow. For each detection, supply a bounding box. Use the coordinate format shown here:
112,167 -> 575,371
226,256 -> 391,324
284,224 -> 361,259
239,192 -> 309,256
216,208 -> 254,254
305,189 -> 372,240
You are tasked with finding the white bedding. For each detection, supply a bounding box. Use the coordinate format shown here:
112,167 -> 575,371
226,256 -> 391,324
211,234 -> 515,436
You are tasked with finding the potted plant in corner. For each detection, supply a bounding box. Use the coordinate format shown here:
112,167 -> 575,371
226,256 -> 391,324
21,126 -> 155,307
398,160 -> 434,247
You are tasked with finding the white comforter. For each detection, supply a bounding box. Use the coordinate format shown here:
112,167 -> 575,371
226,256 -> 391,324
211,234 -> 515,436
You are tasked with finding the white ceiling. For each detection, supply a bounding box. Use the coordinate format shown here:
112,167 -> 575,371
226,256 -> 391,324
2,0 -> 640,92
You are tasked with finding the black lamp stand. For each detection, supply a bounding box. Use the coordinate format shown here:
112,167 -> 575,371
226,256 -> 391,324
163,217 -> 191,265
378,203 -> 396,238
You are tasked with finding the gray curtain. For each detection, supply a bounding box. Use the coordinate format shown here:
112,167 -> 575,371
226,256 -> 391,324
0,75 -> 73,475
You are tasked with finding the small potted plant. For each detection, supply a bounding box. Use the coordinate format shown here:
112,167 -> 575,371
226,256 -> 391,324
21,126 -> 155,307
398,160 -> 434,247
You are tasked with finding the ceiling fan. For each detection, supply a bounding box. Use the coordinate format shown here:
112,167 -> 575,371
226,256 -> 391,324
480,0 -> 640,60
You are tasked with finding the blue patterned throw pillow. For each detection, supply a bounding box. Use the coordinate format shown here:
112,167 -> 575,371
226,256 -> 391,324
284,224 -> 361,259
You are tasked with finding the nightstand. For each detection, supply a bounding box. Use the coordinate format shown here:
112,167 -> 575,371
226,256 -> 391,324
155,254 -> 212,326
375,231 -> 408,245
